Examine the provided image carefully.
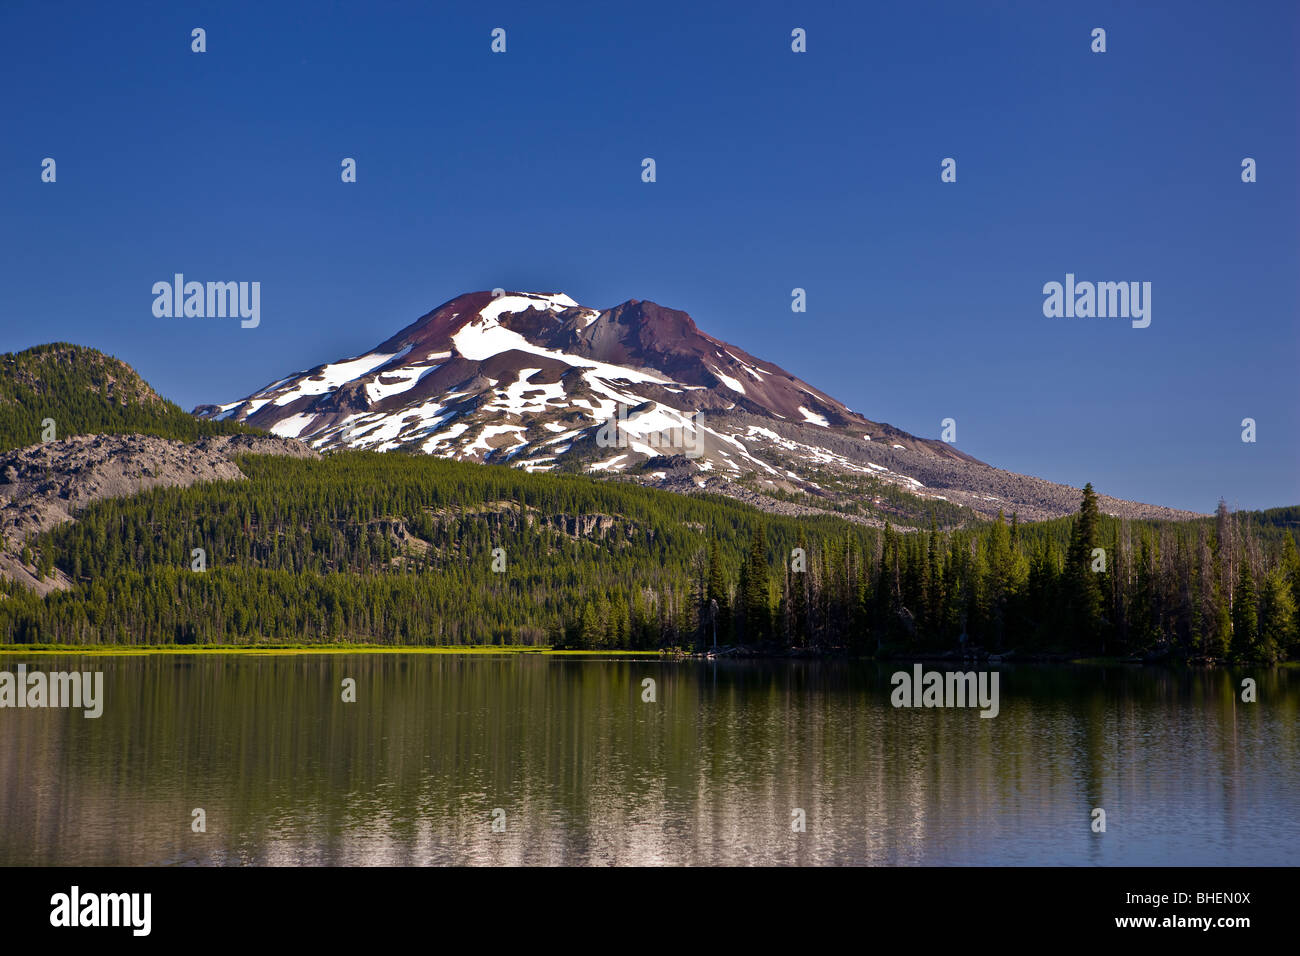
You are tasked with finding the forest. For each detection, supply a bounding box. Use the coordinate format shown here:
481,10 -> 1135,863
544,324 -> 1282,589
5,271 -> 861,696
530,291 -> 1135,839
0,342 -> 252,453
1,448 -> 1295,662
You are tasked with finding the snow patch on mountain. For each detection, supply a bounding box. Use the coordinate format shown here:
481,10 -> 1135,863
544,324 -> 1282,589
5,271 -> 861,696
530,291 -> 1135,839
709,366 -> 746,394
195,289 -> 1183,522
275,348 -> 411,406
798,406 -> 830,427
270,413 -> 317,439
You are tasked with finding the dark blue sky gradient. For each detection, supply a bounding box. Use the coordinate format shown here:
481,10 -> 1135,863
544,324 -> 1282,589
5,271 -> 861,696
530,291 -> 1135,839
1,0 -> 1296,512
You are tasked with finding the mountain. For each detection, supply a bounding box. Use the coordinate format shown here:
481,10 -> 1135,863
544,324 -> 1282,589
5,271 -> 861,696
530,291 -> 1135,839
0,432 -> 316,593
0,343 -> 300,592
0,343 -> 253,453
0,330 -> 1288,659
195,291 -> 1200,524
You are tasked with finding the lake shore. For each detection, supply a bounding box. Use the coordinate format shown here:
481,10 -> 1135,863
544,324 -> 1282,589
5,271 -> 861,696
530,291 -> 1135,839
1,642 -> 1293,667
0,644 -> 663,657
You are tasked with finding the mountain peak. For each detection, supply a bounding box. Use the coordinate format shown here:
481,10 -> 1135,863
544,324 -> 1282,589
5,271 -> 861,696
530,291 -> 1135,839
197,287 -> 943,471
198,288 -> 1206,522
374,290 -> 585,354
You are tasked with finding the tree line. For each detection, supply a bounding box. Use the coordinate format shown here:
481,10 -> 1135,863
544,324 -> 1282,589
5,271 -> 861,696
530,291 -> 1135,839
646,484 -> 1297,663
2,450 -> 1296,663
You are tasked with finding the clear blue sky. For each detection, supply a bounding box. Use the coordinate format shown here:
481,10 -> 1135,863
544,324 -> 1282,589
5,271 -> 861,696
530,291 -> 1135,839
1,0 -> 1296,513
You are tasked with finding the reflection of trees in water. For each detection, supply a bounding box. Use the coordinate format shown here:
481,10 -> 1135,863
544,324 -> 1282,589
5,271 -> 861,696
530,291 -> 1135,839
0,657 -> 1294,865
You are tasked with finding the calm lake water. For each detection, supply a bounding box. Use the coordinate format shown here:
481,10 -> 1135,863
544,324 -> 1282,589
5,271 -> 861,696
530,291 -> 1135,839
1,654 -> 1295,866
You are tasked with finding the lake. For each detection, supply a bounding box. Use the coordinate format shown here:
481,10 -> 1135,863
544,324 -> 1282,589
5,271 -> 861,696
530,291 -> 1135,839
1,653 -> 1295,865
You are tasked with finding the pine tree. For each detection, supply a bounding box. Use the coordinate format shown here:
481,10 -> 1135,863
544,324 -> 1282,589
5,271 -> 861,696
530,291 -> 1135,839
790,529 -> 809,647
705,535 -> 730,644
923,514 -> 944,642
1231,562 -> 1258,661
1064,483 -> 1105,652
876,522 -> 901,645
987,510 -> 1012,647
737,553 -> 750,645
1281,535 -> 1300,657
578,601 -> 600,650
1209,579 -> 1232,660
1257,566 -> 1295,664
1215,499 -> 1237,615
742,526 -> 771,643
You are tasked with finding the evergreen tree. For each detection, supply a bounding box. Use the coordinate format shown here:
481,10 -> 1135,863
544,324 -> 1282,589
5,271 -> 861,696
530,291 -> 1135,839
790,529 -> 809,647
742,526 -> 771,643
1282,535 -> 1300,657
923,514 -> 944,641
1257,566 -> 1295,664
986,510 -> 1013,647
1064,483 -> 1105,652
1209,582 -> 1232,659
577,601 -> 600,650
705,535 -> 731,644
1231,563 -> 1258,661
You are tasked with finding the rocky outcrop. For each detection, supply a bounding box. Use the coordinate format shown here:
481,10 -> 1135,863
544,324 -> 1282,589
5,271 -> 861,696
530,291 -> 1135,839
0,433 -> 318,593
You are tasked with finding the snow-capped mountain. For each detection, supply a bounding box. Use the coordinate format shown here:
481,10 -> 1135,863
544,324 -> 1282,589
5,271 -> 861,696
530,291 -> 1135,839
194,291 -> 1198,523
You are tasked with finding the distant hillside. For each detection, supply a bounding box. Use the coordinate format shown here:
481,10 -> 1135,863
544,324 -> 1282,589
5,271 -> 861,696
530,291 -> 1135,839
1247,506 -> 1300,532
0,343 -> 256,452
0,432 -> 319,594
1,452 -> 1294,662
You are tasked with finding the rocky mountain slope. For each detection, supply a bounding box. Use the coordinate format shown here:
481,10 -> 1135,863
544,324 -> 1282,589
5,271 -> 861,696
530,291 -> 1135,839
0,433 -> 317,593
194,291 -> 1203,524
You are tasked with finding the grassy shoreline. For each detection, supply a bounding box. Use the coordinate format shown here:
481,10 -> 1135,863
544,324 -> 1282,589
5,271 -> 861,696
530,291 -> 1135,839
0,644 -> 666,657
1,645 -> 1290,667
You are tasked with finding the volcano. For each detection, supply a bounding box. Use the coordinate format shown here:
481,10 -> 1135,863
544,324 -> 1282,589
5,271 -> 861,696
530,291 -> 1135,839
194,291 -> 1199,524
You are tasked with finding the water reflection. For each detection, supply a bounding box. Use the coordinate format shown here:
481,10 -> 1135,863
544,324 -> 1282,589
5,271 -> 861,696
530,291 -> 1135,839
0,656 -> 1294,865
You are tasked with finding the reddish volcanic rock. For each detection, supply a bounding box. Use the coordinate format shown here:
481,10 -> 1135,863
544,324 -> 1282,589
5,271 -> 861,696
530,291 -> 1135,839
193,290 -> 1197,523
